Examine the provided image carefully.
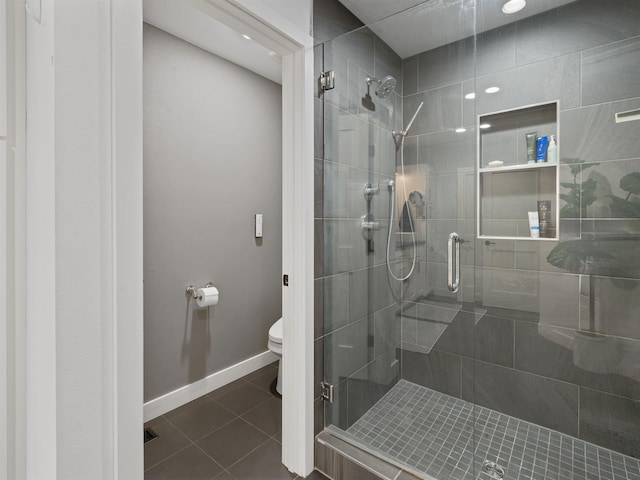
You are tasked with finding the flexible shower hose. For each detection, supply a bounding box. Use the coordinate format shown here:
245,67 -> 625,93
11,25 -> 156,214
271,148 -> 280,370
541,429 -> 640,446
386,133 -> 417,282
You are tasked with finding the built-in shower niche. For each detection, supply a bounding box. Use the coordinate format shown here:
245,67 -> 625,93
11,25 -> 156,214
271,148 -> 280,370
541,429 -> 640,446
477,102 -> 559,240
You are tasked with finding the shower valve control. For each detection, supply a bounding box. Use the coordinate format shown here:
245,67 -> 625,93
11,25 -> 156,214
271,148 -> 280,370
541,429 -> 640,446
361,213 -> 380,240
363,182 -> 380,201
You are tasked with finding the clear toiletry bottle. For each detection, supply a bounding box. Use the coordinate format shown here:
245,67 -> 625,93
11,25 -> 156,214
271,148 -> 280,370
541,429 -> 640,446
547,135 -> 557,163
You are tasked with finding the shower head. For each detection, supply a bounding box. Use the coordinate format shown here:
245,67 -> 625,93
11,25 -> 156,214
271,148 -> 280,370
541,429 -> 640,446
377,75 -> 397,98
367,75 -> 397,98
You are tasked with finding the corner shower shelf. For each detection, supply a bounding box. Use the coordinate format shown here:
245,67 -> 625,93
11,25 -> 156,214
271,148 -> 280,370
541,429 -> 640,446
477,101 -> 560,241
478,162 -> 557,174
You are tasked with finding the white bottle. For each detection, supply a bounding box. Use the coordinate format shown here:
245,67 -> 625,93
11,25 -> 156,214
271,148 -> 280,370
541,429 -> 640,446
547,135 -> 557,163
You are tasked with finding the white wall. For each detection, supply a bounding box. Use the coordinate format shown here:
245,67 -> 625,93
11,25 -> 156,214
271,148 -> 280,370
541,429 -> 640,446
25,0 -> 57,476
53,1 -> 115,476
24,0 -> 143,477
2,1 -> 26,478
0,1 -> 8,476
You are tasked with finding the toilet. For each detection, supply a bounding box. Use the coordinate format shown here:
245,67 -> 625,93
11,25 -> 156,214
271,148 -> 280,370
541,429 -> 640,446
267,317 -> 283,395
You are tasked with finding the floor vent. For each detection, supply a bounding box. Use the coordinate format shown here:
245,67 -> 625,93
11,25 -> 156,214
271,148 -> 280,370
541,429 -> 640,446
144,428 -> 158,444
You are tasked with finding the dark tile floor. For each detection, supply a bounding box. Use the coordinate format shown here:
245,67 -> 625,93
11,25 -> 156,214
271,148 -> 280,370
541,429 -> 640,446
144,362 -> 329,480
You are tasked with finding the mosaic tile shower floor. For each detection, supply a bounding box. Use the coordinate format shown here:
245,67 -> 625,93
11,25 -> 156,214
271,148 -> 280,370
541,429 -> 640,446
343,380 -> 640,480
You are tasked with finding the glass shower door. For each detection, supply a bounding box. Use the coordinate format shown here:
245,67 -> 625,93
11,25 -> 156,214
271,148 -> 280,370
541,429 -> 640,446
395,68 -> 479,480
319,1 -> 640,479
319,1 -> 479,478
320,22 -> 402,435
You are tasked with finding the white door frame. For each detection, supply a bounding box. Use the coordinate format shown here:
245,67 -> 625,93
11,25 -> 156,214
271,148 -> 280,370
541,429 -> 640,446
125,0 -> 316,476
2,1 -> 26,478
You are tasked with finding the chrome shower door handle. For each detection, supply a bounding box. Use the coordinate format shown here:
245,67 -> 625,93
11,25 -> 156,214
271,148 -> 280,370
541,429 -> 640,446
447,232 -> 460,293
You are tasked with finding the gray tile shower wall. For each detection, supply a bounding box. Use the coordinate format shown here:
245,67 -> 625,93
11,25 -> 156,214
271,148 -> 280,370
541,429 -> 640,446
400,0 -> 640,458
313,0 -> 364,47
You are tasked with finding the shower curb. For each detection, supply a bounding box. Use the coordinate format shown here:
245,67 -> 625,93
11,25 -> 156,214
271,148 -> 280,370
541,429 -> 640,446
315,432 -> 421,480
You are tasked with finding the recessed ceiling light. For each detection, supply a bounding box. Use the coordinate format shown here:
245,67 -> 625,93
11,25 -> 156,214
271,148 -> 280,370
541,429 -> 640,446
485,86 -> 500,94
465,92 -> 476,100
455,127 -> 466,133
479,123 -> 491,129
502,0 -> 526,14
242,34 -> 251,40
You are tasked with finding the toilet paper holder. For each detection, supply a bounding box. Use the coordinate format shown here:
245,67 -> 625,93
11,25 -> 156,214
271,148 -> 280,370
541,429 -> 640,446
186,282 -> 214,299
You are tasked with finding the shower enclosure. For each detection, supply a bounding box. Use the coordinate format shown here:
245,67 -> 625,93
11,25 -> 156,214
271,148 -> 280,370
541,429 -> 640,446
319,0 -> 640,478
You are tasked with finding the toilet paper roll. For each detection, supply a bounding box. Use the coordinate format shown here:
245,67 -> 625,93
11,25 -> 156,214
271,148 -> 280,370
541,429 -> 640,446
196,286 -> 219,308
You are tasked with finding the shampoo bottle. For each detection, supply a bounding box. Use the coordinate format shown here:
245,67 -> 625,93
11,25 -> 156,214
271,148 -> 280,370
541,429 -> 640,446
547,135 -> 557,163
525,132 -> 537,164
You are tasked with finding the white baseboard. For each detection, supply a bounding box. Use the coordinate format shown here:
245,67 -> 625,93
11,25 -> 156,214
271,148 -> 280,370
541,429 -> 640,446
143,350 -> 278,422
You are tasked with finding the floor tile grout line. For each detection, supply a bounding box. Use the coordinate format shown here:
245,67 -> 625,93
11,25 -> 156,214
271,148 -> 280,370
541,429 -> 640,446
236,414 -> 279,438
145,412 -> 280,469
144,442 -> 195,473
239,413 -> 282,440
145,413 -> 234,473
166,402 -> 243,443
241,393 -> 280,418
144,364 -> 280,478
145,407 -> 239,472
223,436 -> 274,472
191,441 -> 231,478
190,416 -> 276,474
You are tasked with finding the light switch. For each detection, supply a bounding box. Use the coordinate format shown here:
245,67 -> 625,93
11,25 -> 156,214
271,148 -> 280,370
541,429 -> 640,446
255,214 -> 263,238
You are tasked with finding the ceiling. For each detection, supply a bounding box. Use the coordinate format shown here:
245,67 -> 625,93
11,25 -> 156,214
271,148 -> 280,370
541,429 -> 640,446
143,0 -> 282,84
337,0 -> 579,58
143,0 -> 580,84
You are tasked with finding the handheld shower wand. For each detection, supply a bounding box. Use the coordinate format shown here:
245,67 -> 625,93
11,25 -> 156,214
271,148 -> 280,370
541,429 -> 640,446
393,101 -> 423,143
386,101 -> 424,282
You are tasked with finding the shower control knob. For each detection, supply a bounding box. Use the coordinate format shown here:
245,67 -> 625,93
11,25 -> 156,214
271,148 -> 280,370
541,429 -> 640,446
361,213 -> 380,240
362,220 -> 380,231
363,182 -> 380,201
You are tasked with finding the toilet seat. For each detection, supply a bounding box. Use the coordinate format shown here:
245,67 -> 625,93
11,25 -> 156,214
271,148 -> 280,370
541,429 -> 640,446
267,317 -> 284,395
268,317 -> 283,344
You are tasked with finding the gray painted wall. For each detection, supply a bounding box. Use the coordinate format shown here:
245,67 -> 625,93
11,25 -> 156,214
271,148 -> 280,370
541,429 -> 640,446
143,24 -> 282,401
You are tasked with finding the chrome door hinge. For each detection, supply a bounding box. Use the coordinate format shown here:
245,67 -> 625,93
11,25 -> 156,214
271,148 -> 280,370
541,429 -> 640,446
321,382 -> 334,403
319,70 -> 335,91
